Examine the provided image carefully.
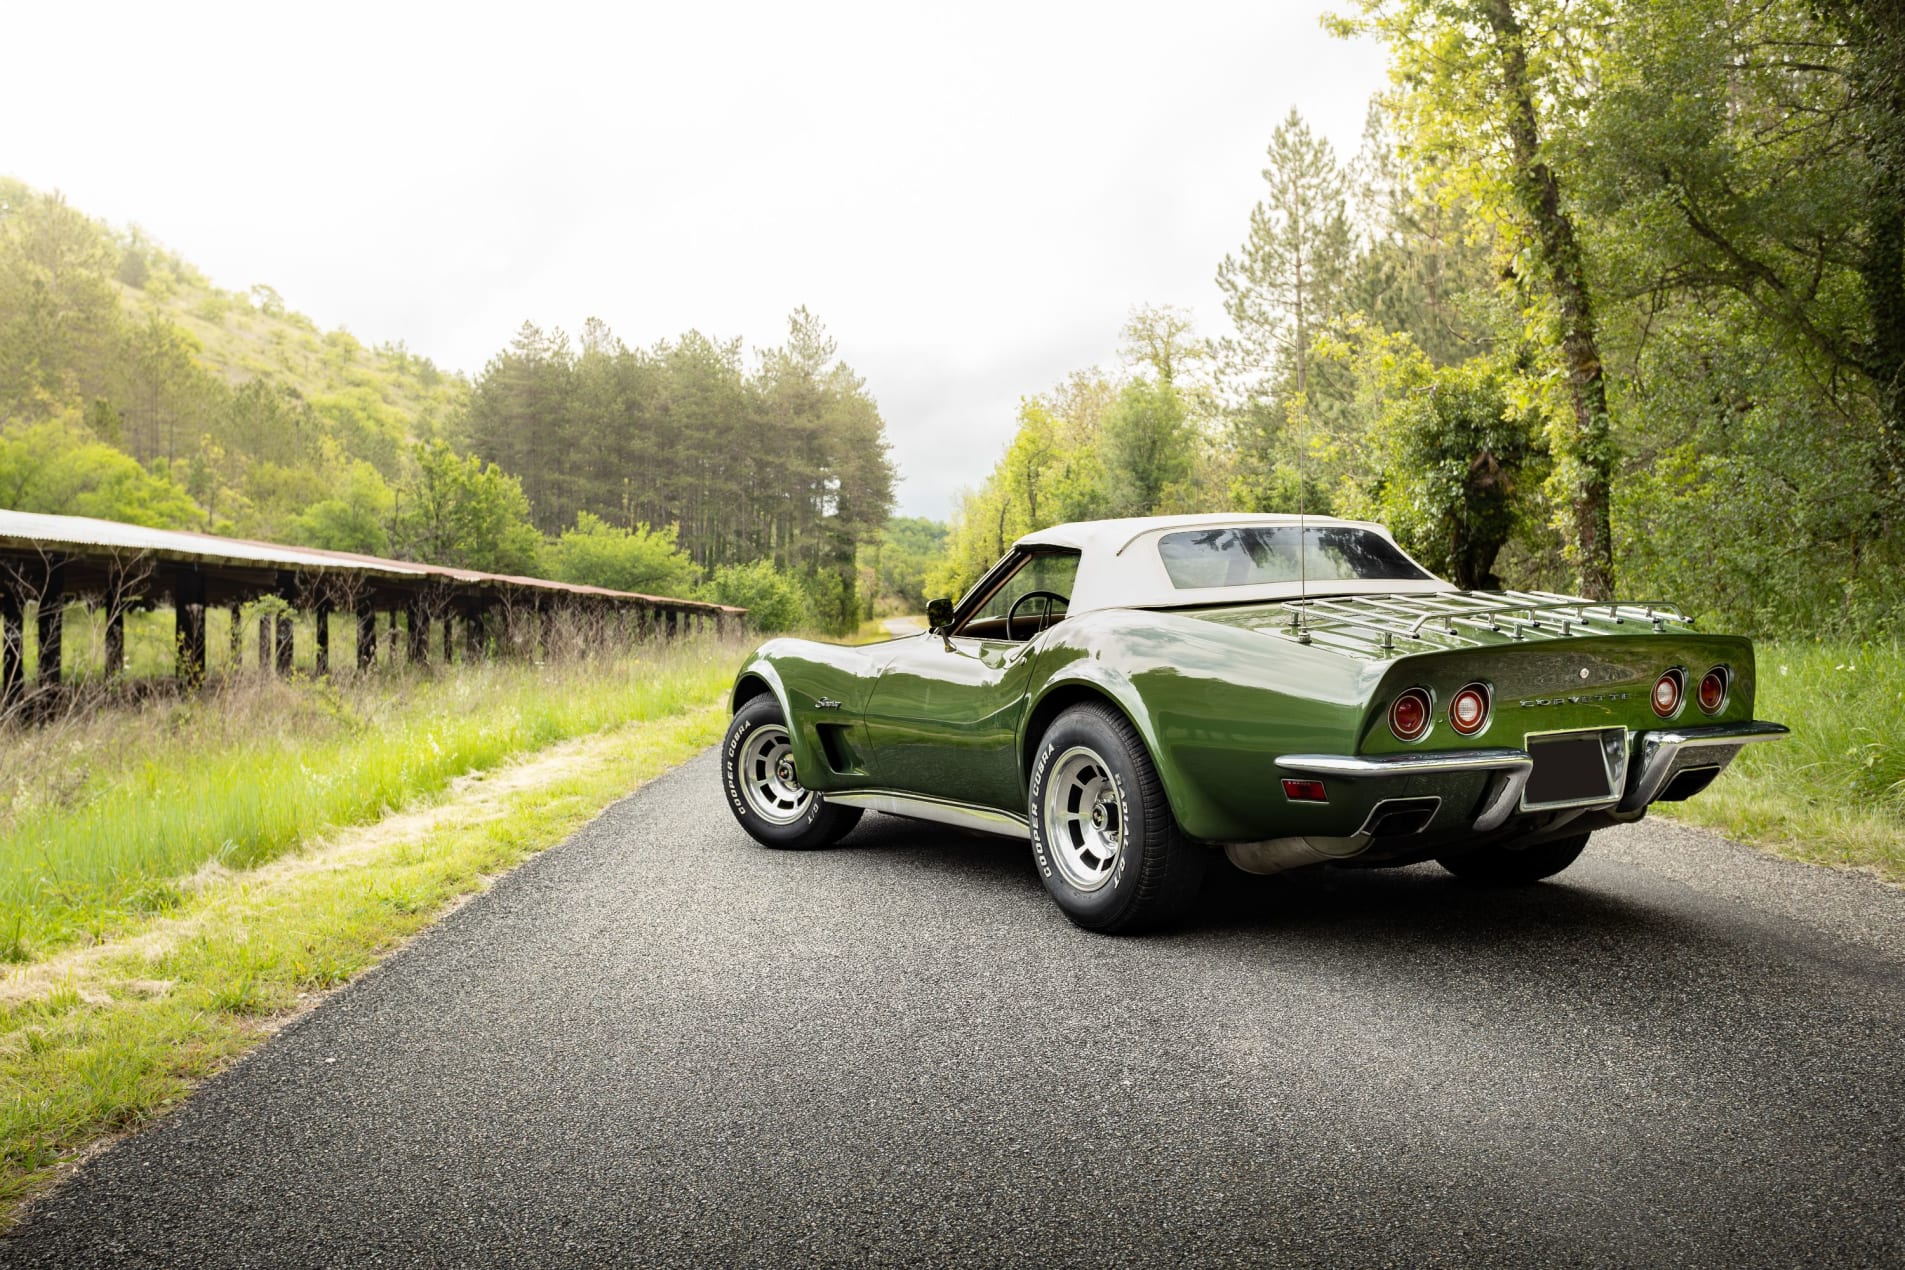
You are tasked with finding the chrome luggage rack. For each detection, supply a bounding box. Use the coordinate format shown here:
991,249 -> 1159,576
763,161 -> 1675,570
1276,590 -> 1695,653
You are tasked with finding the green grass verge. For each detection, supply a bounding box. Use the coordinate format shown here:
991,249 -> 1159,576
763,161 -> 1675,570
0,695 -> 730,1226
0,641 -> 740,959
1660,638 -> 1905,881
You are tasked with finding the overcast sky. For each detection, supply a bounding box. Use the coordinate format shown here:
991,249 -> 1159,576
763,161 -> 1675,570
9,1 -> 1388,520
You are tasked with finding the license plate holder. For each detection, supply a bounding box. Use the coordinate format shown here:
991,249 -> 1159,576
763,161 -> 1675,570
1521,729 -> 1624,811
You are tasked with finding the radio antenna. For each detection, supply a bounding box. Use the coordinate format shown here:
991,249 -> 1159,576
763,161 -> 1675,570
1296,398 -> 1308,606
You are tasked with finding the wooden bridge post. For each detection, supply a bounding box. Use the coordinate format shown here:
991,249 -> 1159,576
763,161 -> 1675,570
314,600 -> 332,676
441,612 -> 454,665
257,613 -> 272,674
173,567 -> 206,685
357,603 -> 377,669
1,585 -> 22,706
274,573 -> 296,674
103,569 -> 127,680
229,604 -> 243,669
36,559 -> 65,687
406,604 -> 428,664
464,606 -> 485,660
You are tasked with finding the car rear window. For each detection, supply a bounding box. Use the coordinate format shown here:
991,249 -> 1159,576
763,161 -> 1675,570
1157,526 -> 1431,589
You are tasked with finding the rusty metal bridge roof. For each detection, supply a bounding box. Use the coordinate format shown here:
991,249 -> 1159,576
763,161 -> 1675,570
0,509 -> 741,615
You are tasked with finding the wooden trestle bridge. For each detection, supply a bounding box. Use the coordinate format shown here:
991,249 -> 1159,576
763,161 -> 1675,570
0,509 -> 743,707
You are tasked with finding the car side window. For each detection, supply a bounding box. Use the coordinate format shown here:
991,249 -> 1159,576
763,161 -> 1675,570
955,551 -> 1080,641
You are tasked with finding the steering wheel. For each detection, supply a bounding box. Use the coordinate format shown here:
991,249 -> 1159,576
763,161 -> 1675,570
1005,590 -> 1069,642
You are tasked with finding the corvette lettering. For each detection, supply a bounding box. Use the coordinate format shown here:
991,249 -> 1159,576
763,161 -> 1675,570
1514,692 -> 1633,708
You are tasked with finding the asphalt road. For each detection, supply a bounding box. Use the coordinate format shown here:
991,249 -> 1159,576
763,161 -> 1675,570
7,750 -> 1904,1268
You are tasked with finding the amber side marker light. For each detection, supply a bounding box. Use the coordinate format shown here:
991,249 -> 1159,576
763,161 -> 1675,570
1282,778 -> 1328,803
1449,683 -> 1491,736
1389,688 -> 1432,742
1697,667 -> 1729,714
1652,668 -> 1686,718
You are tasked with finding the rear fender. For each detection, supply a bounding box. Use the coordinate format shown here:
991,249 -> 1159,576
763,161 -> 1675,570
1020,660 -> 1174,809
1025,612 -> 1373,843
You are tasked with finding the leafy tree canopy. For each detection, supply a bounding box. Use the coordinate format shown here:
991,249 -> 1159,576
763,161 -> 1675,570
0,415 -> 199,528
393,442 -> 541,576
707,559 -> 809,633
548,512 -> 700,597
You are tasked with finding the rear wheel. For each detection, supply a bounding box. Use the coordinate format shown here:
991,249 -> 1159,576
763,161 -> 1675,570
722,696 -> 862,849
1028,703 -> 1206,933
1438,832 -> 1590,884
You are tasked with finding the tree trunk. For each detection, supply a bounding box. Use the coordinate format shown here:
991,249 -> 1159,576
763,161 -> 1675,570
1865,204 -> 1905,479
1833,0 -> 1905,469
1482,0 -> 1616,599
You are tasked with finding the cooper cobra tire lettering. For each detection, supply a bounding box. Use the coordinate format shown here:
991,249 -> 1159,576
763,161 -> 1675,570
1028,745 -> 1056,879
722,724 -> 750,819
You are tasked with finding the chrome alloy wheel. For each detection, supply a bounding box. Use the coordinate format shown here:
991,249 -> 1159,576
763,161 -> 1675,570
1042,745 -> 1125,891
738,724 -> 813,824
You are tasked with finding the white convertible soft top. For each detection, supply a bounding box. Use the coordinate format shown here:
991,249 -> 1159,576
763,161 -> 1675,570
1013,513 -> 1459,613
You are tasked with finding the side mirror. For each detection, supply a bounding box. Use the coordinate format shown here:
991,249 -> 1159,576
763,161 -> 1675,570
925,597 -> 955,634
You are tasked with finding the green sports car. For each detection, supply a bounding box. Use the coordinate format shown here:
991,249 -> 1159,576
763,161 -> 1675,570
720,514 -> 1787,933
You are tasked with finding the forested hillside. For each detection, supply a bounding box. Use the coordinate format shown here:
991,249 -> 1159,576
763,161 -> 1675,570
0,181 -> 903,631
934,0 -> 1904,636
0,178 -> 464,540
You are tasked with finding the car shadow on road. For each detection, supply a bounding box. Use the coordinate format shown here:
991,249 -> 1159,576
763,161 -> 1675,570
1187,861 -> 1667,948
829,811 -> 1681,956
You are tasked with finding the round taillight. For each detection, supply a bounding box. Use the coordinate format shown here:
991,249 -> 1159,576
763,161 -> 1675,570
1697,667 -> 1728,714
1389,688 -> 1432,742
1652,668 -> 1685,718
1449,683 -> 1490,736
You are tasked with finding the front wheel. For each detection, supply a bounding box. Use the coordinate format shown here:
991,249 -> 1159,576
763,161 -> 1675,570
1437,832 -> 1590,884
1028,703 -> 1206,933
722,696 -> 862,850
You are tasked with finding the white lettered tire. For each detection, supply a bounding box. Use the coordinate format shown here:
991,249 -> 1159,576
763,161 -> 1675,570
722,696 -> 862,849
1028,703 -> 1206,933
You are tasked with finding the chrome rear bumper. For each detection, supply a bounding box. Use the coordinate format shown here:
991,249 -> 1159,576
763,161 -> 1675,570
1274,747 -> 1534,832
1276,720 -> 1787,830
1613,721 -> 1789,814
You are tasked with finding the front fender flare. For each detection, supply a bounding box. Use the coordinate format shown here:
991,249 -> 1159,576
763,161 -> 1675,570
731,656 -> 793,719
729,658 -> 830,785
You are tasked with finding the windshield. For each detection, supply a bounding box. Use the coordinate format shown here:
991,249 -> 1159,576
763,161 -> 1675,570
1157,526 -> 1431,589
956,550 -> 1081,640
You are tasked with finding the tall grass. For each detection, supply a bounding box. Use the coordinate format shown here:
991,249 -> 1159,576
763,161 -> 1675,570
0,699 -> 733,1226
1665,638 -> 1905,879
0,638 -> 741,957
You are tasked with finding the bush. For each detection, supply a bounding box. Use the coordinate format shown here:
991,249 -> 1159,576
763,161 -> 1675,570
707,560 -> 808,633
0,416 -> 201,528
292,462 -> 393,556
799,569 -> 860,637
548,513 -> 699,596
